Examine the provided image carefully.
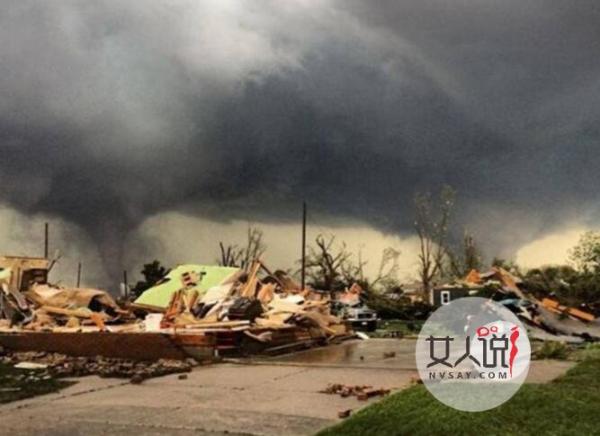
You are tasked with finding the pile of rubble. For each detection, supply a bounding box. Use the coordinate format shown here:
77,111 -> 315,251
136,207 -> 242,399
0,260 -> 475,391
0,255 -> 134,332
0,350 -> 194,383
0,255 -> 352,360
447,268 -> 600,343
144,260 -> 350,342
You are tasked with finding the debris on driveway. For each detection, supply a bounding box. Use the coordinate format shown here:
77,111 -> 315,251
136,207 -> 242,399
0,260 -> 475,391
410,374 -> 423,385
319,383 -> 391,400
1,351 -> 194,383
338,409 -> 352,419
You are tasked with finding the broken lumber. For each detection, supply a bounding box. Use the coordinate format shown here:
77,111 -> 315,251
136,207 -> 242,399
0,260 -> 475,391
542,298 -> 595,322
39,305 -> 93,319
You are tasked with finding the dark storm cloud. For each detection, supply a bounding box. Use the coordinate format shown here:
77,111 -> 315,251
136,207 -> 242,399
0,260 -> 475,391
1,0 -> 600,275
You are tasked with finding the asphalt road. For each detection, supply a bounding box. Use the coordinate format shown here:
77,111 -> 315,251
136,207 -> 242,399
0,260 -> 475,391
0,339 -> 574,436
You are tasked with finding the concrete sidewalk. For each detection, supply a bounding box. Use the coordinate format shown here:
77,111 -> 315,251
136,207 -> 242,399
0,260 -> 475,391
0,339 -> 575,436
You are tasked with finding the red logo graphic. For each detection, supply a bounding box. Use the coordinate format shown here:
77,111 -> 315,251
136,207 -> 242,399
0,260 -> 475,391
476,323 -> 520,377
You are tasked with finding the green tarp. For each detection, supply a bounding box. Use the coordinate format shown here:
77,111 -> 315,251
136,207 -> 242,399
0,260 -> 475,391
133,264 -> 240,310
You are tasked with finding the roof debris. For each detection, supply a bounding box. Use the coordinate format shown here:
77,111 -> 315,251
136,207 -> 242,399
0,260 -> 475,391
0,255 -> 354,363
439,268 -> 600,343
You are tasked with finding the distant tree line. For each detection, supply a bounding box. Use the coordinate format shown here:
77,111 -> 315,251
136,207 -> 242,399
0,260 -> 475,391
128,191 -> 600,314
522,231 -> 600,310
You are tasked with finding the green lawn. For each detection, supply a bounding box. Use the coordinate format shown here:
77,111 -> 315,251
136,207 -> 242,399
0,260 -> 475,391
319,358 -> 600,436
0,363 -> 74,404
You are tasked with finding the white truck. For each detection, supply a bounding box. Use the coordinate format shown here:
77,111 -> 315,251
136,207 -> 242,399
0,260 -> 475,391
342,303 -> 378,332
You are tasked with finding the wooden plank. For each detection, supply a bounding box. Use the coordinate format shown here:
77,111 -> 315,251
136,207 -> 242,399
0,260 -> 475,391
182,320 -> 250,329
241,261 -> 261,299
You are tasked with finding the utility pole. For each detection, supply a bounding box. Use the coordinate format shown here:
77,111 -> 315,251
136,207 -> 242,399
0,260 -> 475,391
44,222 -> 49,258
301,201 -> 307,291
76,262 -> 82,287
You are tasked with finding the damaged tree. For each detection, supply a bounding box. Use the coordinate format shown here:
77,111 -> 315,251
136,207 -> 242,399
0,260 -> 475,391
305,234 -> 400,293
341,247 -> 401,291
218,227 -> 266,270
305,235 -> 352,291
414,185 -> 455,294
368,247 -> 401,290
448,231 -> 482,278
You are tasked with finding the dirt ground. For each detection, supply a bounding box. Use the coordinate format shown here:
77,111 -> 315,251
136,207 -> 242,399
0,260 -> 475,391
0,339 -> 574,436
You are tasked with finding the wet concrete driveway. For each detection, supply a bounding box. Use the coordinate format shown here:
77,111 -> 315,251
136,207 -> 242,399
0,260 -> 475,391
0,339 -> 416,435
246,337 -> 418,369
0,338 -> 574,436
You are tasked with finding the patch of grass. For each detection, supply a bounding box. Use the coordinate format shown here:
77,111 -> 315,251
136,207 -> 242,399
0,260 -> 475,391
532,341 -> 570,360
0,363 -> 74,403
318,359 -> 600,436
574,343 -> 600,361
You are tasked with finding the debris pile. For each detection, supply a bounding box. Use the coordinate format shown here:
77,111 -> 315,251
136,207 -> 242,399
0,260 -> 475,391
139,260 -> 351,345
443,268 -> 600,343
320,383 -> 391,401
436,267 -> 526,301
0,351 -> 194,382
0,256 -> 133,332
0,255 -> 353,360
540,298 -> 595,322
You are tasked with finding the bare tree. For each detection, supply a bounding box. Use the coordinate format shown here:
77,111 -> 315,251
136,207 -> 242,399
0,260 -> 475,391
448,231 -> 482,278
219,242 -> 242,268
218,227 -> 266,270
340,247 -> 367,286
414,185 -> 455,293
305,234 -> 352,291
342,246 -> 401,291
305,235 -> 401,292
371,247 -> 401,289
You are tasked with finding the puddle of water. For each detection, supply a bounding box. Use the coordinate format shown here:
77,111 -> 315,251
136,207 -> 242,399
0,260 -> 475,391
264,339 -> 417,367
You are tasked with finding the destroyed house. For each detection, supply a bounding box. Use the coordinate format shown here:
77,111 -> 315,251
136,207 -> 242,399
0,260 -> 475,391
431,267 -> 527,307
0,256 -> 50,292
0,256 -> 355,361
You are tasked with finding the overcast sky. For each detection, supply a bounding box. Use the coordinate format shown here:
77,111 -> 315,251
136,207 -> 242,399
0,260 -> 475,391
1,1 -> 600,286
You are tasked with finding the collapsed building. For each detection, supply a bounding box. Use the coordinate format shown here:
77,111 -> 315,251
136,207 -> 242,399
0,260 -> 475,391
0,256 -> 353,362
432,267 -> 600,343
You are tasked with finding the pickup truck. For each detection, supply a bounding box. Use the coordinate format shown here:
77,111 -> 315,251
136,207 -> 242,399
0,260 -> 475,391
342,304 -> 378,331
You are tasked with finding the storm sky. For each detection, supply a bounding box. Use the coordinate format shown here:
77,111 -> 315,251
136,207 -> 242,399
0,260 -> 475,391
1,1 -> 600,286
